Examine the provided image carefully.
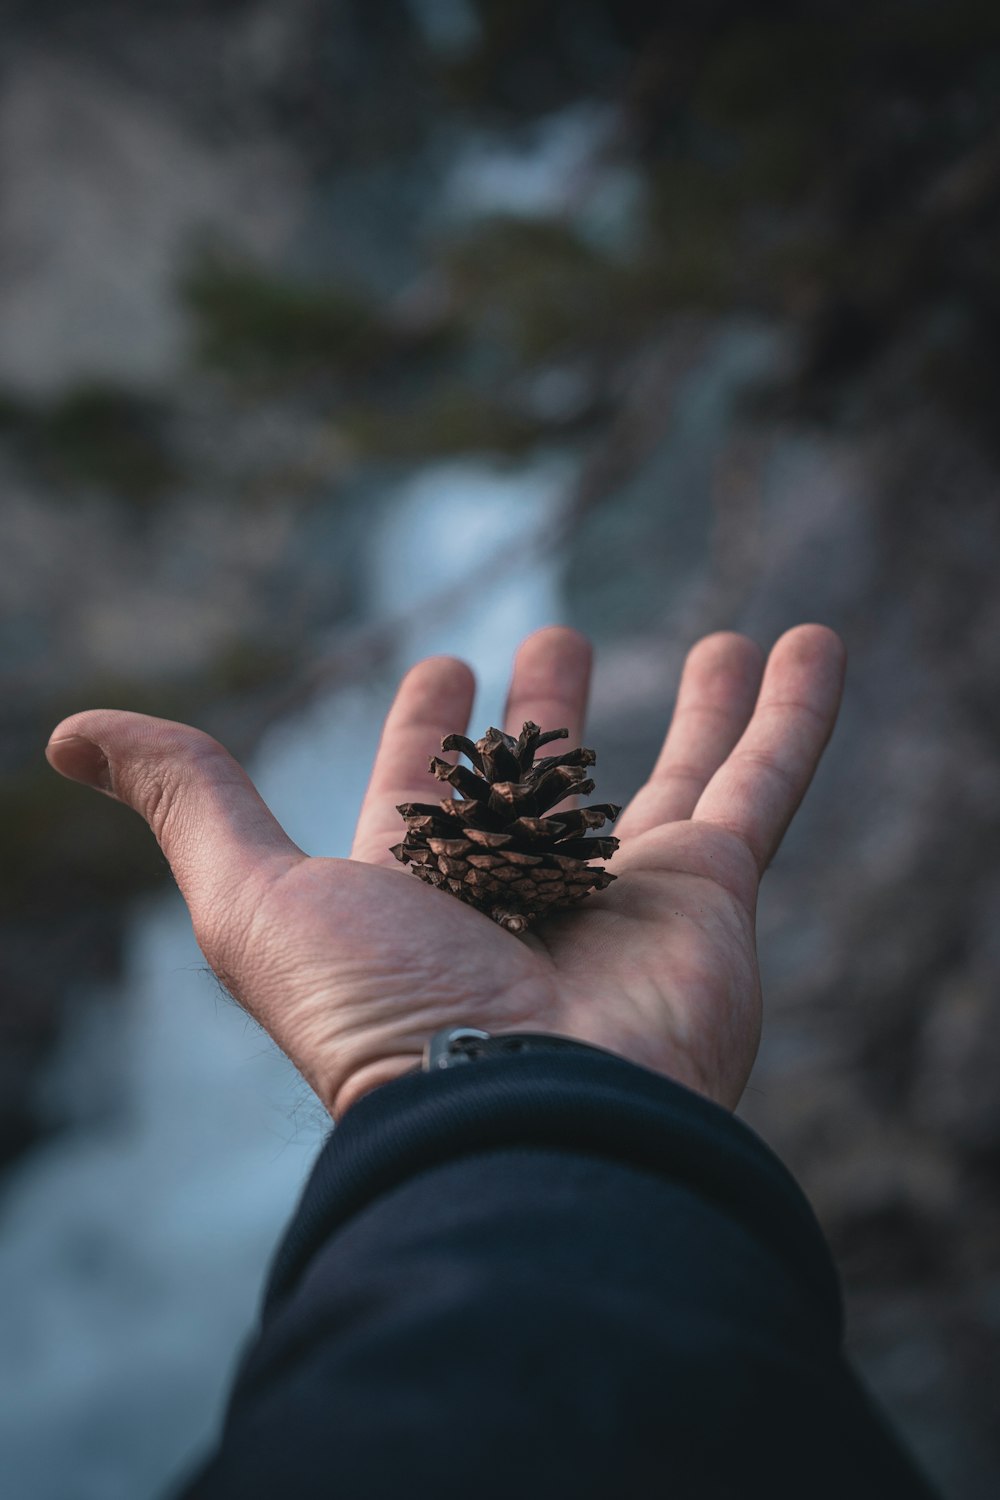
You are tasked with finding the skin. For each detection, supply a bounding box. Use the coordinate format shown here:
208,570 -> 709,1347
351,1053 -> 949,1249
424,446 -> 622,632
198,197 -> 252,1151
45,624 -> 845,1120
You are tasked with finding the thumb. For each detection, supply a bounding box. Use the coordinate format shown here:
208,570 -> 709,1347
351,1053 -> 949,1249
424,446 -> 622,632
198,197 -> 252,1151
46,709 -> 304,949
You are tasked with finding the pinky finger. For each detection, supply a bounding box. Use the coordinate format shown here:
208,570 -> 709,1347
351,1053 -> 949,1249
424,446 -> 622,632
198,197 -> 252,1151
691,624 -> 846,873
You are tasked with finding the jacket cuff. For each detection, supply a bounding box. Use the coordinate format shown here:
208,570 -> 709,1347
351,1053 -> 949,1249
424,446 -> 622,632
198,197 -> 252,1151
261,1046 -> 844,1337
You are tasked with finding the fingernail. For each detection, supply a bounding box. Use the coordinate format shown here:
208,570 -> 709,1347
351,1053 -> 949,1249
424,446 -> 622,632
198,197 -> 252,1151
46,735 -> 113,793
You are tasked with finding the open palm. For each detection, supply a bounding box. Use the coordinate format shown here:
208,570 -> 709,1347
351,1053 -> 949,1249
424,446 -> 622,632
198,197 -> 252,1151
46,625 -> 844,1118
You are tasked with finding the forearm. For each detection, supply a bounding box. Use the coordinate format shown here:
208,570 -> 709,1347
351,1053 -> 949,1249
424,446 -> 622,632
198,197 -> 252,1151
171,1050 -> 940,1499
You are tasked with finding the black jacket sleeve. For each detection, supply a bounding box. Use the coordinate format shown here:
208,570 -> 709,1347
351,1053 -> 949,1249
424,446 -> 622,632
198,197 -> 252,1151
171,1047 -> 941,1500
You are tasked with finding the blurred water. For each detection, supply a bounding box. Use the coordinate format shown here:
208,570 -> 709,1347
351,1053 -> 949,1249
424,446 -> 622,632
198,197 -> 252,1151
0,457 -> 571,1500
439,101 -> 647,256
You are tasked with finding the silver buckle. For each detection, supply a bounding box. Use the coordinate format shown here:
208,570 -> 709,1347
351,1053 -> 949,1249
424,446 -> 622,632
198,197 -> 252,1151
422,1026 -> 491,1071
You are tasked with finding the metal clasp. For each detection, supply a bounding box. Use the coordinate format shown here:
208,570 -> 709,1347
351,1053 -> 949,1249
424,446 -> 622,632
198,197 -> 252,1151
422,1026 -> 491,1071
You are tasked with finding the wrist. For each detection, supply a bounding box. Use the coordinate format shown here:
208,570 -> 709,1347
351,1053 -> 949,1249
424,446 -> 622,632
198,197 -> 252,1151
326,1027 -> 617,1121
318,993 -> 734,1121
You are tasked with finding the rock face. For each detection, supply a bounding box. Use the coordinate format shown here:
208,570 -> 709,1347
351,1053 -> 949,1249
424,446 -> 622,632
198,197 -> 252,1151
569,372 -> 1000,1497
0,54 -> 302,395
2,3 -> 1000,1496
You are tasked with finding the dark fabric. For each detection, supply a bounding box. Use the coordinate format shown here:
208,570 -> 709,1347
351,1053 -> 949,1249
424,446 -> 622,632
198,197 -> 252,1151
172,1049 -> 941,1499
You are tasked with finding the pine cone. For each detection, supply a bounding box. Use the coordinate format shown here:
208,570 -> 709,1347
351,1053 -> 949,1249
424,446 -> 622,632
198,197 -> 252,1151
389,721 -> 621,934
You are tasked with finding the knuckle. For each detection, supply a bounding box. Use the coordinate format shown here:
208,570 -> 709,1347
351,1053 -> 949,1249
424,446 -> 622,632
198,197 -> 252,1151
129,733 -> 226,844
133,760 -> 186,845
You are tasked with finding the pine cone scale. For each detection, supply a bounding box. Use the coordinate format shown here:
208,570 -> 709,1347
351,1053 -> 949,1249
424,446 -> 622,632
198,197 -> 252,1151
429,760 -> 493,801
507,816 -> 567,839
440,734 -> 486,772
463,829 -> 513,848
533,771 -> 596,813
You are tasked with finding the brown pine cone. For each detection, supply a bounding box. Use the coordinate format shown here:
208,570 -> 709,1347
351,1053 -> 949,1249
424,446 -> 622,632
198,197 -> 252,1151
390,720 -> 621,934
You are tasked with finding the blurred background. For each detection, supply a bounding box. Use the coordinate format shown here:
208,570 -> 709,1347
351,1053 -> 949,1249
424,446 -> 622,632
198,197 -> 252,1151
1,1 -> 999,1495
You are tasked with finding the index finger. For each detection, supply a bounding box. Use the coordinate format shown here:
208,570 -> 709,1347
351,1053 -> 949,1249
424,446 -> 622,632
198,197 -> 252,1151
691,624 -> 846,873
350,655 -> 476,866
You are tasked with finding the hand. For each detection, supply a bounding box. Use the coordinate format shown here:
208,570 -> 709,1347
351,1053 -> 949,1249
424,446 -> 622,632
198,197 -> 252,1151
45,624 -> 845,1118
